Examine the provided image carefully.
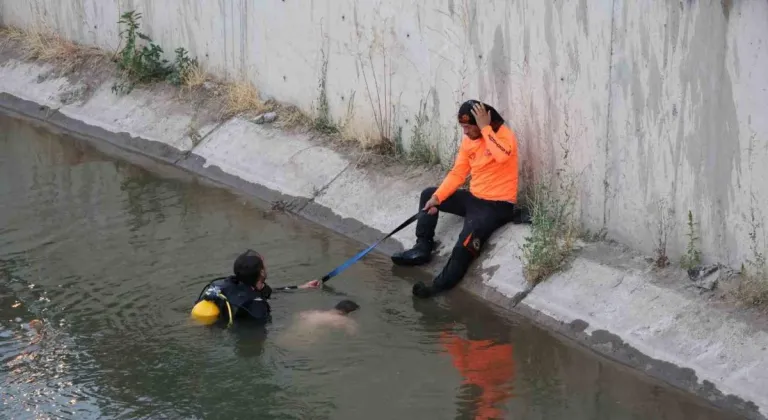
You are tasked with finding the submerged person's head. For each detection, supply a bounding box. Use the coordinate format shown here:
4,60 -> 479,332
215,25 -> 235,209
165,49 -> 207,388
233,249 -> 267,288
457,99 -> 505,139
334,300 -> 360,315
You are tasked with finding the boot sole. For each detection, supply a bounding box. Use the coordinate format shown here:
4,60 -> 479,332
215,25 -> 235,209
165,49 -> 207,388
391,255 -> 431,266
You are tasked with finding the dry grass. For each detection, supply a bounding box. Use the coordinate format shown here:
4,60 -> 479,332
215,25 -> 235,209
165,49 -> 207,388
735,277 -> 768,309
0,26 -> 25,46
0,25 -> 105,72
272,100 -> 394,153
734,259 -> 768,310
274,104 -> 312,129
0,25 -> 422,164
339,123 -> 393,151
221,80 -> 268,119
182,62 -> 207,91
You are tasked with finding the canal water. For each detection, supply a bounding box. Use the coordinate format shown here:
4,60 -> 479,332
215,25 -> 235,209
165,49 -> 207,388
0,112 -> 743,419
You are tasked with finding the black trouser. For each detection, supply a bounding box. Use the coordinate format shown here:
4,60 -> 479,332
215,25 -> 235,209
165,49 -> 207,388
416,187 -> 515,292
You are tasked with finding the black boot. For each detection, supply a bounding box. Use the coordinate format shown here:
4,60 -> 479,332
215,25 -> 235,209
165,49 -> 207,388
391,239 -> 434,266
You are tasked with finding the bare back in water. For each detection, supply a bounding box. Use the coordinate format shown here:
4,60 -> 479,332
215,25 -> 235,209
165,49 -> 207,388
277,310 -> 358,347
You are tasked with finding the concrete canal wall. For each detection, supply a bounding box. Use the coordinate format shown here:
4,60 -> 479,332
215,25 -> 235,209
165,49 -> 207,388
1,1 -> 768,418
2,0 -> 767,268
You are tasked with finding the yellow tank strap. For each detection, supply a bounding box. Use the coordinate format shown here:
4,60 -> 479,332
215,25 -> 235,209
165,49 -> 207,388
217,292 -> 234,327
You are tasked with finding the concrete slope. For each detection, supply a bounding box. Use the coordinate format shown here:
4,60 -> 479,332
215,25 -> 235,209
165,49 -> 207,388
0,58 -> 765,419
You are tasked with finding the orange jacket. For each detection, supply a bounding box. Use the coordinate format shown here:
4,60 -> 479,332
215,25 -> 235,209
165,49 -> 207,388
441,332 -> 516,420
434,125 -> 519,204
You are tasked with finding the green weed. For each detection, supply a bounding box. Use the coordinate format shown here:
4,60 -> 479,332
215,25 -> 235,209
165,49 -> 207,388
521,175 -> 577,285
680,210 -> 701,270
735,205 -> 768,308
112,11 -> 198,94
168,47 -> 200,88
311,50 -> 337,133
404,102 -> 440,166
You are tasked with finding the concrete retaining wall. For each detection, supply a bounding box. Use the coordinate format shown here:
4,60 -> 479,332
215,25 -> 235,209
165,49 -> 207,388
1,0 -> 767,268
1,55 -> 767,419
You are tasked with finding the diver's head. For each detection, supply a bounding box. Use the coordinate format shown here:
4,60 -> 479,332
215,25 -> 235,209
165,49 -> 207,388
334,299 -> 360,315
233,249 -> 267,288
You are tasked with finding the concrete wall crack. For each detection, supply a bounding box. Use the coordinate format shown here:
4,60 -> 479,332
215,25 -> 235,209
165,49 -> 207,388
296,161 -> 352,213
603,0 -> 618,231
174,118 -> 230,164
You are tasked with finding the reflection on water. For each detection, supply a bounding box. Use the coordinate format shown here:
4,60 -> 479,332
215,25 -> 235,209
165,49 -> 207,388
441,332 -> 515,420
0,113 -> 747,420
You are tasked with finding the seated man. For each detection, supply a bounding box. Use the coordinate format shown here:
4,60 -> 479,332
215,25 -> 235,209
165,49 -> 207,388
277,300 -> 360,346
392,100 -> 519,298
192,249 -> 320,326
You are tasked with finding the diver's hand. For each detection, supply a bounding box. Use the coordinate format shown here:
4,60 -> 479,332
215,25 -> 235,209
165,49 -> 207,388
299,279 -> 322,289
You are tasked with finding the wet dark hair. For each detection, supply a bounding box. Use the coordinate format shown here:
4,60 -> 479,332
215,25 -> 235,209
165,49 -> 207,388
233,249 -> 264,286
334,299 -> 360,314
457,99 -> 505,131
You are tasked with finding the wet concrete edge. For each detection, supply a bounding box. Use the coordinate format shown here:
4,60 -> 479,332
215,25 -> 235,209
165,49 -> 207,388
0,92 -> 410,264
0,92 -> 763,420
509,302 -> 763,419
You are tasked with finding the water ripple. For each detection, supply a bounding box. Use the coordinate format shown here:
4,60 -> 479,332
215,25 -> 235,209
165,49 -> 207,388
0,113 -> 743,420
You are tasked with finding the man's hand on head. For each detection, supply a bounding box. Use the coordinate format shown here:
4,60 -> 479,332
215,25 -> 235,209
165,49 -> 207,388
471,102 -> 491,130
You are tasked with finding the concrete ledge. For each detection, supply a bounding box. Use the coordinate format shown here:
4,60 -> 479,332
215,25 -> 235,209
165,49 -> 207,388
59,82 -> 198,153
0,58 -> 765,419
193,118 -> 350,199
526,257 -> 768,415
0,60 -> 70,108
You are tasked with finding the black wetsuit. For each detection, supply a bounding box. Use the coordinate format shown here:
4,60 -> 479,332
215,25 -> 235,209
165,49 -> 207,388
198,276 -> 300,325
198,277 -> 270,324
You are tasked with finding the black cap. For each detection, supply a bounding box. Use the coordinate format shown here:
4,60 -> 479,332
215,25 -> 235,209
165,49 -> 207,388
233,249 -> 264,286
457,100 -> 504,127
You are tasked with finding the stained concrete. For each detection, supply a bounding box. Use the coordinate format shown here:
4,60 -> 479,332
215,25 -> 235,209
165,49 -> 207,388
193,118 -> 350,199
525,258 -> 768,416
5,0 -> 766,271
0,58 -> 766,419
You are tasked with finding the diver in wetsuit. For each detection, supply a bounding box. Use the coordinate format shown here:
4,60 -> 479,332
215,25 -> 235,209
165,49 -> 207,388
191,249 -> 321,326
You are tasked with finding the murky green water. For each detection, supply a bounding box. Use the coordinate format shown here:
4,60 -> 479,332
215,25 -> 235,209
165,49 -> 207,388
0,113 -> 743,420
